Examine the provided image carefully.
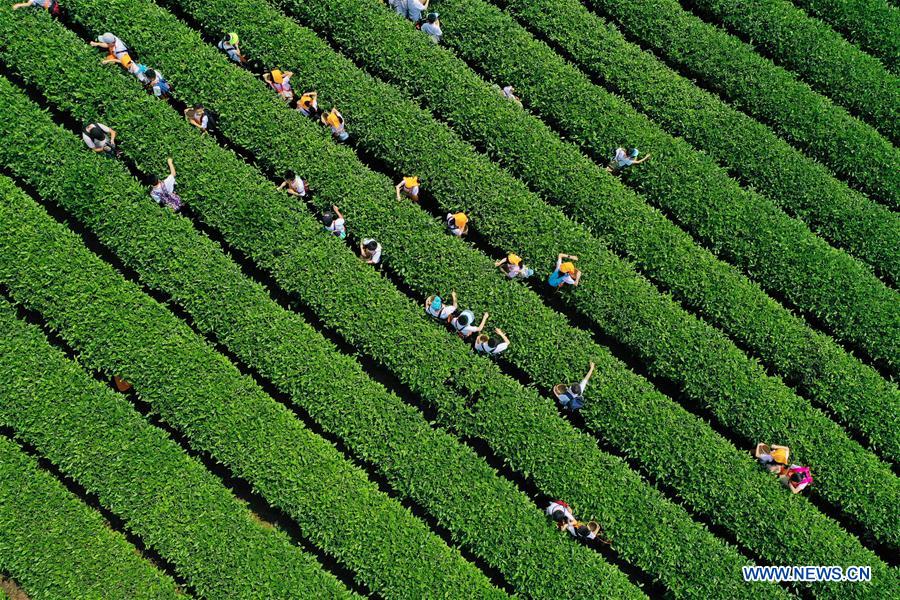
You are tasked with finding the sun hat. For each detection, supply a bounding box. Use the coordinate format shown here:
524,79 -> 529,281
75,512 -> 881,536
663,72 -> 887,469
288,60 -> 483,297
560,262 -> 575,274
507,253 -> 522,266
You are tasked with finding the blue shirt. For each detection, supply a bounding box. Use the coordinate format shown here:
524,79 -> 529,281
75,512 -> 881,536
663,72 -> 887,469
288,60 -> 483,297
548,269 -> 575,288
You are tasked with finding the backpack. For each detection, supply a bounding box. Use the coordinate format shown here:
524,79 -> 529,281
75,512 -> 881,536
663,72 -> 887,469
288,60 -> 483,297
203,110 -> 218,130
43,0 -> 61,15
146,77 -> 171,98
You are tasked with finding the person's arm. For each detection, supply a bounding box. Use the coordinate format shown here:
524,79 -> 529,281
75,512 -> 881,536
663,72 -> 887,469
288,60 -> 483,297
320,112 -> 329,125
262,73 -> 272,84
634,154 -> 651,164
494,257 -> 507,267
573,270 -> 582,286
395,182 -> 404,201
284,71 -> 294,78
89,41 -> 109,48
332,206 -> 344,220
496,328 -> 509,345
108,129 -> 117,144
578,362 -> 595,389
12,3 -> 30,9
166,158 -> 176,178
100,55 -> 118,64
476,312 -> 489,332
450,291 -> 457,307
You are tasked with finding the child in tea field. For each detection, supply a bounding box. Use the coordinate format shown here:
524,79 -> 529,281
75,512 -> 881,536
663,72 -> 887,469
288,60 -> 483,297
395,176 -> 421,202
474,328 -> 509,356
297,91 -> 320,118
446,212 -> 469,236
395,0 -> 427,22
278,170 -> 309,198
548,253 -> 581,289
149,158 -> 182,212
495,253 -> 533,279
11,0 -> 61,15
218,32 -> 244,64
755,443 -> 790,474
546,500 -> 575,526
419,13 -> 443,44
569,520 -> 604,542
184,105 -> 214,133
360,239 -> 382,266
322,206 -> 346,239
144,69 -> 171,99
553,361 -> 595,411
264,69 -> 295,102
82,122 -> 118,157
425,292 -> 457,321
780,466 -> 812,494
452,310 -> 488,339
321,108 -> 349,142
607,147 -> 650,174
91,33 -> 129,62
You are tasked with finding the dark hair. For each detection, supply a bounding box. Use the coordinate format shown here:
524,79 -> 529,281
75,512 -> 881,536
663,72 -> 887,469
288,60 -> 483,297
194,104 -> 204,112
790,471 -> 804,483
488,336 -> 501,348
427,12 -> 438,23
322,212 -> 334,226
551,509 -> 566,522
284,170 -> 296,181
575,525 -> 591,538
88,125 -> 106,141
149,174 -> 161,186
365,240 -> 378,251
570,383 -> 582,396
457,314 -> 470,327
145,69 -> 157,81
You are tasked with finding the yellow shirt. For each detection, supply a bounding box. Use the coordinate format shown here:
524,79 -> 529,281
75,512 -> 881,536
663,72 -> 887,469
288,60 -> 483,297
325,111 -> 342,129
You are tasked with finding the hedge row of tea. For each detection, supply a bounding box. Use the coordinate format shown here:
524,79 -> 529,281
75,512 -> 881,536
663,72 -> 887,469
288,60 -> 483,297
0,431 -> 179,600
0,285 -> 348,599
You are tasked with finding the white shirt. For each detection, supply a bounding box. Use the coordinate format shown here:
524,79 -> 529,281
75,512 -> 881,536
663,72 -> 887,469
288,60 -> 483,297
421,21 -> 442,40
613,148 -> 635,168
101,35 -> 129,58
502,86 -> 515,99
150,175 -> 176,204
325,217 -> 345,234
82,123 -> 111,149
407,0 -> 426,21
362,239 -> 382,264
503,263 -> 523,278
475,338 -> 508,355
427,301 -> 456,320
454,321 -> 479,338
288,176 -> 307,197
546,502 -> 574,522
